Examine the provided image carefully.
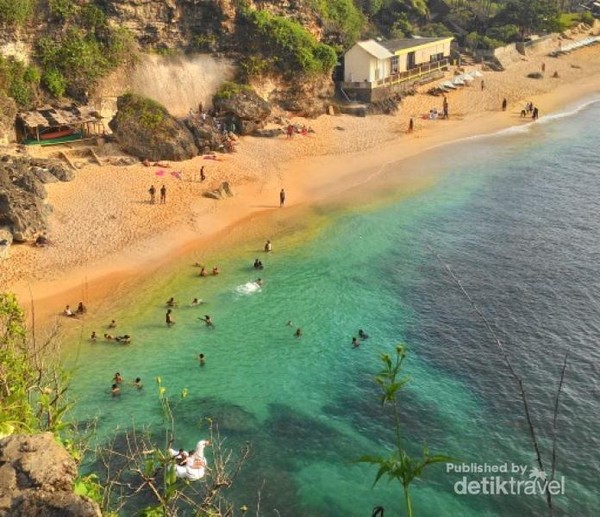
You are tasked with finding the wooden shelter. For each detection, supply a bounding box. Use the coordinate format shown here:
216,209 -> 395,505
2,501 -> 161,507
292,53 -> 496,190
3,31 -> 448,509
16,105 -> 104,145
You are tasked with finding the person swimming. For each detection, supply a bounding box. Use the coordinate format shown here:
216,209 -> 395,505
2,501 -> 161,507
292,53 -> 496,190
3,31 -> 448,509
256,278 -> 264,286
358,329 -> 369,340
352,337 -> 360,348
200,315 -> 214,327
104,333 -> 114,341
212,266 -> 220,275
116,335 -> 131,344
114,372 -> 123,384
295,328 -> 302,337
191,298 -> 202,306
253,258 -> 264,270
90,331 -> 97,341
108,319 -> 117,328
166,309 -> 175,326
198,353 -> 206,366
133,377 -> 143,389
166,297 -> 176,307
199,267 -> 208,277
111,384 -> 120,396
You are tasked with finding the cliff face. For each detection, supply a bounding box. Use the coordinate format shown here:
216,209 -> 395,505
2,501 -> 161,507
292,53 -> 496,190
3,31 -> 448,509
0,433 -> 101,516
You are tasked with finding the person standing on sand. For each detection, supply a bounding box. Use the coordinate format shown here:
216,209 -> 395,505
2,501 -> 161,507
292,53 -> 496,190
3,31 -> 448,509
200,166 -> 206,182
160,185 -> 166,204
442,97 -> 449,119
480,79 -> 485,91
149,185 -> 156,204
502,98 -> 507,111
166,309 -> 175,326
280,188 -> 286,207
408,117 -> 414,133
532,107 -> 539,120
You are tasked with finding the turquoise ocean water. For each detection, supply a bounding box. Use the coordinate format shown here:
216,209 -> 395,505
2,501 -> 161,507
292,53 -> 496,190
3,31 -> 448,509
66,97 -> 600,516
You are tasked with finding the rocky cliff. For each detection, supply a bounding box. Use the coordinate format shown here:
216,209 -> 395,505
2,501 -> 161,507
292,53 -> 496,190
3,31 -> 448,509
0,433 -> 101,516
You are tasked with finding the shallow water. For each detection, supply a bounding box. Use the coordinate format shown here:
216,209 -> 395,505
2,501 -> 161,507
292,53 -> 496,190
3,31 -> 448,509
66,97 -> 600,516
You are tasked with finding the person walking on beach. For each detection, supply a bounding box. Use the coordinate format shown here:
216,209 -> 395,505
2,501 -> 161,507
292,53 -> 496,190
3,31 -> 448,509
532,107 -> 539,120
149,185 -> 156,204
160,185 -> 167,204
480,79 -> 485,91
279,188 -> 286,207
442,97 -> 449,119
502,98 -> 507,111
200,166 -> 206,182
408,117 -> 414,133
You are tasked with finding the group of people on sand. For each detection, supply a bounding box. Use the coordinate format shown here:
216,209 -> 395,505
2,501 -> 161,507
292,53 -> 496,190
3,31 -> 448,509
148,184 -> 167,204
111,372 -> 143,396
520,101 -> 539,120
63,302 -> 87,318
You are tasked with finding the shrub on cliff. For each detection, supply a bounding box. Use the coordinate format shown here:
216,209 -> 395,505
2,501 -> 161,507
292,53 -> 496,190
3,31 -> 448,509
0,56 -> 41,108
240,8 -> 337,77
0,0 -> 36,26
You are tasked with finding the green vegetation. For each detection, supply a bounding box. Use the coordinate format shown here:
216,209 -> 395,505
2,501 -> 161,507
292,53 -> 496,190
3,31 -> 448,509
311,0 -> 364,46
0,0 -> 36,26
35,2 -> 134,100
241,8 -> 337,77
358,345 -> 452,517
0,293 -> 70,437
0,57 -> 41,108
118,93 -> 167,129
214,81 -> 252,101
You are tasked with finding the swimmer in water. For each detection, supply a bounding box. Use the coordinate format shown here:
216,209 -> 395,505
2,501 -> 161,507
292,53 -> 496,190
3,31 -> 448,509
200,315 -> 214,327
256,278 -> 264,286
108,319 -> 117,328
212,266 -> 220,275
111,384 -> 120,396
166,309 -> 175,326
191,298 -> 201,306
133,377 -> 143,389
264,240 -> 272,252
116,335 -> 131,344
286,320 -> 294,327
90,331 -> 97,342
166,297 -> 176,307
358,329 -> 369,340
104,333 -> 114,341
199,267 -> 208,277
198,353 -> 206,366
114,372 -> 123,384
352,337 -> 360,348
295,328 -> 302,337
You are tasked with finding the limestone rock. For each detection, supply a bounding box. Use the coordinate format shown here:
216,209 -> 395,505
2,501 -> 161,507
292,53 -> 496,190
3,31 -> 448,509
0,433 -> 101,516
213,87 -> 271,135
184,116 -> 227,153
0,226 -> 12,259
0,155 -> 74,243
203,181 -> 234,200
0,94 -> 17,145
109,93 -> 199,161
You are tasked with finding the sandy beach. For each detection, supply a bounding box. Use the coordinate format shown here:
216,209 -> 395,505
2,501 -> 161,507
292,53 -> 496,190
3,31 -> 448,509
2,37 -> 600,319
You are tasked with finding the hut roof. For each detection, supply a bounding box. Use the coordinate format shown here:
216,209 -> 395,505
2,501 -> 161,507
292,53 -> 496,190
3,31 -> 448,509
18,105 -> 101,129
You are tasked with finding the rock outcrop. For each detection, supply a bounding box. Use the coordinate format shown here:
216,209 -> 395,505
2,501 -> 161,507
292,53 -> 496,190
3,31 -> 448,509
203,181 -> 234,200
0,433 -> 101,516
184,117 -> 228,155
109,94 -> 198,161
213,87 -> 272,136
267,78 -> 334,118
0,155 -> 74,245
0,94 -> 17,145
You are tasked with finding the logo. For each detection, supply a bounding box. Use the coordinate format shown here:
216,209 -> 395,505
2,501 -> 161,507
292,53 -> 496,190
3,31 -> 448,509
446,462 -> 565,496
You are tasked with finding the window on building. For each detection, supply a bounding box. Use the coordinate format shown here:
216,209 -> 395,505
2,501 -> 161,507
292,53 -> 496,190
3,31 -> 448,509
391,56 -> 399,74
430,52 -> 444,63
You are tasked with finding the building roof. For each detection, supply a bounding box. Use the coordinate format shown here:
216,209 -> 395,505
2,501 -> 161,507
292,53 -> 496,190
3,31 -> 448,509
380,37 -> 452,52
356,40 -> 394,60
18,105 -> 101,129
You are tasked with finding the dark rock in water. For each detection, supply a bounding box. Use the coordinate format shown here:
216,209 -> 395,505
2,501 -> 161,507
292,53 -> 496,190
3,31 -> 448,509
0,433 -> 101,516
213,87 -> 271,135
109,93 -> 198,161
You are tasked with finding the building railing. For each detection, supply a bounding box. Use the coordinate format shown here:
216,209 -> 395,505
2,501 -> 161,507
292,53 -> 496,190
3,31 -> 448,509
340,58 -> 449,90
